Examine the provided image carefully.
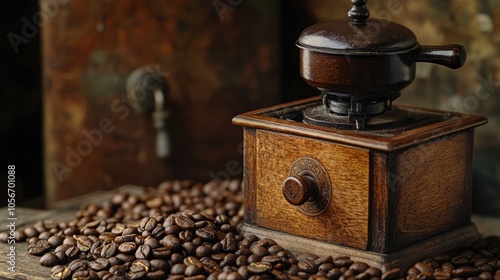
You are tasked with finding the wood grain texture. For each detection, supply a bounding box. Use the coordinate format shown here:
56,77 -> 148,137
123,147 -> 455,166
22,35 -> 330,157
232,97 -> 487,152
243,128 -> 257,224
240,222 -> 480,271
254,130 -> 370,249
369,151 -> 390,252
389,130 -> 473,250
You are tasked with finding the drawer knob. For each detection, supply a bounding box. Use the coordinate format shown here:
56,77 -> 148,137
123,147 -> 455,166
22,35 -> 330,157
282,175 -> 319,206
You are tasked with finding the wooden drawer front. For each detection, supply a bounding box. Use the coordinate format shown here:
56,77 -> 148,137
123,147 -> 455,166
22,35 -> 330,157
254,130 -> 370,249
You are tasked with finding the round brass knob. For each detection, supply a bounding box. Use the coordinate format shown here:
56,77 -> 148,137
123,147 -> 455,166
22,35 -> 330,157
282,175 -> 318,206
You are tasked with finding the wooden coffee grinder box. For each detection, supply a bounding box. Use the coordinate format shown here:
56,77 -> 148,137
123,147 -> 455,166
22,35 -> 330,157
233,0 -> 487,269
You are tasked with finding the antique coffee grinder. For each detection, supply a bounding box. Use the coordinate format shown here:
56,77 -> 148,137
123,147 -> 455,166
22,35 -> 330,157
233,0 -> 487,269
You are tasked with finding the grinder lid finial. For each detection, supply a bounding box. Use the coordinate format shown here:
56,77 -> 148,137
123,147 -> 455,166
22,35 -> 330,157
296,0 -> 417,54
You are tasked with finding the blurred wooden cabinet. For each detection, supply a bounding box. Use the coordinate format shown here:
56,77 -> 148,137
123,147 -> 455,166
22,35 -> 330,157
43,0 -> 281,206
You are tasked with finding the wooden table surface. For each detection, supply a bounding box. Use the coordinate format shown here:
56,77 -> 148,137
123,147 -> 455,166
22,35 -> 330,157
0,186 -> 498,279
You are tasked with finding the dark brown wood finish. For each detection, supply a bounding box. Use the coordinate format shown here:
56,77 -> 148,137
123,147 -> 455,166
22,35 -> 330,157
254,130 -> 370,249
243,128 -> 257,225
368,151 -> 390,253
234,98 -> 486,256
387,130 -> 474,251
233,97 -> 487,151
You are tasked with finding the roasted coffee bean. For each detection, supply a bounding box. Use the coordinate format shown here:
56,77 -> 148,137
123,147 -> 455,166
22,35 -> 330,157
175,214 -> 195,230
63,227 -> 79,236
442,261 -> 454,271
223,253 -> 238,266
343,268 -> 357,278
40,252 -> 59,267
114,234 -> 137,243
452,266 -> 480,278
55,244 -> 71,253
350,261 -> 370,273
236,255 -> 249,267
130,259 -> 150,274
480,271 -> 493,280
100,242 -> 118,258
63,237 -> 76,246
202,257 -> 222,273
48,235 -> 65,247
107,257 -> 122,266
178,230 -> 193,242
434,268 -> 452,280
115,253 -> 135,264
28,237 -> 40,245
451,255 -> 471,266
117,242 -> 136,254
170,252 -> 184,265
126,270 -> 146,280
164,224 -> 181,236
135,244 -> 152,259
170,263 -> 187,275
38,231 -> 52,240
146,270 -> 167,279
150,226 -> 165,239
298,260 -> 317,274
28,239 -> 51,256
185,264 -> 203,276
381,268 -> 403,280
23,226 -> 39,238
152,247 -> 171,259
89,258 -> 110,271
139,217 -> 157,232
135,235 -> 147,245
184,256 -> 202,267
162,234 -> 182,251
109,263 -> 128,276
82,228 -> 99,236
149,259 -> 168,271
318,262 -> 334,272
76,236 -> 93,252
55,251 -> 67,264
226,271 -> 245,280
99,233 -> 116,242
479,264 -> 494,273
192,237 -> 203,246
248,261 -> 273,274
251,246 -> 269,258
415,262 -> 434,274
326,267 -> 342,279
196,244 -> 212,258
14,230 -> 27,242
196,227 -> 217,241
366,267 -> 382,277
185,276 -> 206,280
73,269 -> 98,279
334,257 -> 354,268
143,237 -> 160,249
51,266 -> 72,280
68,259 -> 88,271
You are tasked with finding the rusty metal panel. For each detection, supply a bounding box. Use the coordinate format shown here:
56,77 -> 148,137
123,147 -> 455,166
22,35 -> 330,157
43,0 -> 281,206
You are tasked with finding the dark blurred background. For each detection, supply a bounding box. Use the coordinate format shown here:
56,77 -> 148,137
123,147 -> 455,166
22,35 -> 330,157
1,1 -> 43,207
1,0 -> 499,216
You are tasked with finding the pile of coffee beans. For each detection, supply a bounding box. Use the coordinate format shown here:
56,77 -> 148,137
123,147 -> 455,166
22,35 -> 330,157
1,179 -> 499,280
